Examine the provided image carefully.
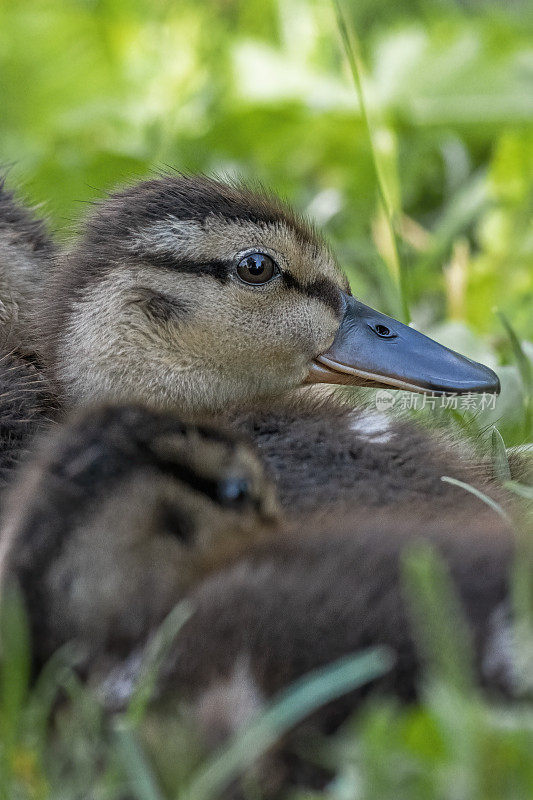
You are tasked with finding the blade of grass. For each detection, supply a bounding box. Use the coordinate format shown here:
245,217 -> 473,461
497,309 -> 533,439
441,476 -> 511,523
505,486 -> 533,695
412,170 -> 489,280
25,643 -> 82,751
114,720 -> 166,800
127,601 -> 191,727
505,481 -> 533,502
184,647 -> 392,800
332,0 -> 409,322
492,426 -> 512,482
448,407 -> 483,439
402,544 -> 475,694
0,581 -> 31,753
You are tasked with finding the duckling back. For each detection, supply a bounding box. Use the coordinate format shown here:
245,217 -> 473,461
0,348 -> 55,487
0,179 -> 56,350
232,393 -> 505,516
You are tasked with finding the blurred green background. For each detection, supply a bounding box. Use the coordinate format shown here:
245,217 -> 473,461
0,0 -> 532,444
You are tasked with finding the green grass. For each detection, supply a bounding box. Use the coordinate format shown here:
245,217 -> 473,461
332,0 -> 409,323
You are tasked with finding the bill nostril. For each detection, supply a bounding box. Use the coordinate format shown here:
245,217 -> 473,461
372,323 -> 396,339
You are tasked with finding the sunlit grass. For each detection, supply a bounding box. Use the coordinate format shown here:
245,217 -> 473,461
497,310 -> 533,441
332,0 -> 409,324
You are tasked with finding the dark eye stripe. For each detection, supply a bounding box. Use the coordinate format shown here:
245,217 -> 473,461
133,252 -> 342,315
138,251 -> 231,283
150,455 -> 222,505
282,273 -> 343,316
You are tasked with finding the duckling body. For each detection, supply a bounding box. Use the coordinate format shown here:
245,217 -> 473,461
157,512 -> 513,793
169,508 -> 513,713
0,403 -> 514,795
231,394 -> 498,513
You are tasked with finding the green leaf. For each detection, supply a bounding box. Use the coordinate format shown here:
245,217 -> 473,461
492,426 -> 512,482
402,544 -> 475,695
127,601 -> 191,727
505,480 -> 533,502
114,720 -> 166,800
25,643 -> 81,752
497,310 -> 533,439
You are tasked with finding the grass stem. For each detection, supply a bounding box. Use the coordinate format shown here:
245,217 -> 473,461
333,0 -> 410,322
440,476 -> 511,523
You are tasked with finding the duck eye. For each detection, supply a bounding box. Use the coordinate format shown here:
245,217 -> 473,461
217,477 -> 251,508
236,253 -> 277,285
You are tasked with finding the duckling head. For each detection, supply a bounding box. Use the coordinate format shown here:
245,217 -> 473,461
42,175 -> 499,414
1,403 -> 278,662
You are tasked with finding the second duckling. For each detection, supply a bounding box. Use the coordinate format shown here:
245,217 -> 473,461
0,403 -> 516,795
0,403 -> 278,669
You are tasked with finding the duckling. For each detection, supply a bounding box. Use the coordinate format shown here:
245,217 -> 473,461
33,175 -> 501,513
0,181 -> 57,483
0,178 -> 56,351
0,402 -> 278,670
0,402 -> 514,794
156,510 -> 514,793
162,507 -> 513,733
0,348 -> 55,487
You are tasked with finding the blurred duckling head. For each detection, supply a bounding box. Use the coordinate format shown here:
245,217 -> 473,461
1,403 -> 278,663
43,175 -> 498,414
